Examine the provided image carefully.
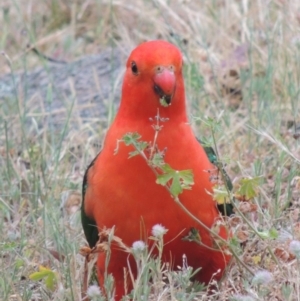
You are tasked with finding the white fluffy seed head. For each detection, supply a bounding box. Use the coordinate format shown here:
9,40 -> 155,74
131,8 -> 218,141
152,224 -> 168,237
289,240 -> 300,258
132,240 -> 146,252
252,270 -> 273,285
87,284 -> 101,298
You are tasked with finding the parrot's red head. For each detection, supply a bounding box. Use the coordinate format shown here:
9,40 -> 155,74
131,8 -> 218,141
119,40 -> 187,120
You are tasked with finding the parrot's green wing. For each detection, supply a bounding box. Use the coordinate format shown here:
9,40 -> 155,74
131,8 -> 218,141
199,139 -> 234,216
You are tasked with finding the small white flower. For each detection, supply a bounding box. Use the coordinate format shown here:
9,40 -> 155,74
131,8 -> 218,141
289,240 -> 300,258
132,240 -> 146,252
87,284 -> 101,298
152,224 -> 168,237
252,270 -> 273,285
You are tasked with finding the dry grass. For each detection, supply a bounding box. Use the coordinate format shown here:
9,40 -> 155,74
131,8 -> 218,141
1,0 -> 300,300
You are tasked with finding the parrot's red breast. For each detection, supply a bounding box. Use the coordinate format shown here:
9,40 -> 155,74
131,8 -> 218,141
82,40 -> 231,300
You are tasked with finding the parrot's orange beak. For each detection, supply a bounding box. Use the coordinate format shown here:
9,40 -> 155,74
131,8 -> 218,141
153,66 -> 176,105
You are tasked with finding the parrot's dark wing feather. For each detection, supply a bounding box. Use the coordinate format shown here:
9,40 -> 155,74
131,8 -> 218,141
198,139 -> 234,216
81,154 -> 100,248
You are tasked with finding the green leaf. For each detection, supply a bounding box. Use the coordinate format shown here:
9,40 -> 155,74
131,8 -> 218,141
29,270 -> 50,281
170,171 -> 183,196
257,228 -> 279,240
229,236 -> 240,248
45,272 -> 56,291
122,133 -> 142,146
237,176 -> 263,200
182,227 -> 201,242
269,228 -> 279,239
213,185 -> 230,205
156,164 -> 194,197
257,231 -> 269,239
29,266 -> 57,291
160,163 -> 173,173
121,133 -> 148,158
179,170 -> 194,187
151,152 -> 165,167
128,150 -> 140,158
156,172 -> 173,186
1,241 -> 17,250
137,141 -> 148,152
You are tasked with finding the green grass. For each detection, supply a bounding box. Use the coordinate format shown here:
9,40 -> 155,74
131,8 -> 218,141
1,0 -> 300,300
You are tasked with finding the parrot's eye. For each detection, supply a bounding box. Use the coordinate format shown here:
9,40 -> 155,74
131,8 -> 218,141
131,61 -> 138,75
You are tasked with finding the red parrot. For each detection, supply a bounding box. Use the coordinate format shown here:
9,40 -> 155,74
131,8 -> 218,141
81,40 -> 232,299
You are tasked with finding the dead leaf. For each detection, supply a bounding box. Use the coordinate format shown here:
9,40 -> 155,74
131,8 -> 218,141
291,176 -> 300,190
47,249 -> 65,262
290,208 -> 300,222
274,246 -> 295,262
229,216 -> 242,227
61,190 -> 81,215
236,229 -> 249,243
79,246 -> 92,257
238,202 -> 258,213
